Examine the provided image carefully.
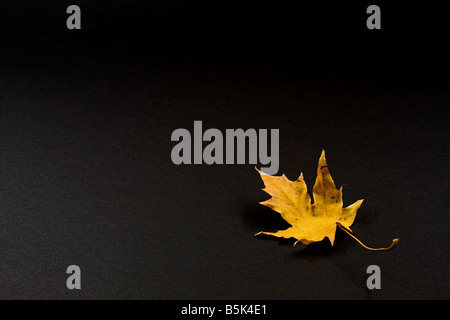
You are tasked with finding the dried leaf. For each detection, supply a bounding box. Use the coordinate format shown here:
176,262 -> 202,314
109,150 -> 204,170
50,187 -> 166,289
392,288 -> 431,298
255,150 -> 398,250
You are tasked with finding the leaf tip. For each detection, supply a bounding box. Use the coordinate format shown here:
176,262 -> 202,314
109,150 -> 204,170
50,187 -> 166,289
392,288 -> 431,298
318,149 -> 327,167
255,166 -> 271,177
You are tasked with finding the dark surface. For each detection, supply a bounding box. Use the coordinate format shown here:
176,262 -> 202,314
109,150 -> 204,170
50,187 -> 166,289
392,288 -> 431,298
0,1 -> 449,299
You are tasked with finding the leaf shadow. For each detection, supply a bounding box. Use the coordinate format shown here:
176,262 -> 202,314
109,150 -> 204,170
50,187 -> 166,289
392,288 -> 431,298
292,239 -> 335,257
241,202 -> 291,242
288,229 -> 350,259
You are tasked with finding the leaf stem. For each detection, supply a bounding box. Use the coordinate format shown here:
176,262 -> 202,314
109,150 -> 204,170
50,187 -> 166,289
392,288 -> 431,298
336,223 -> 399,251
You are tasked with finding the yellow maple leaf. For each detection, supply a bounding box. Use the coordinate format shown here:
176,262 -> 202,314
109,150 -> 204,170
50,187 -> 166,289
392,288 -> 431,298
255,150 -> 398,251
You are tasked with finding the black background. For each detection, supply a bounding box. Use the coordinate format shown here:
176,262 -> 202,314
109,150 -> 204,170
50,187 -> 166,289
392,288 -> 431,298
0,1 -> 448,299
